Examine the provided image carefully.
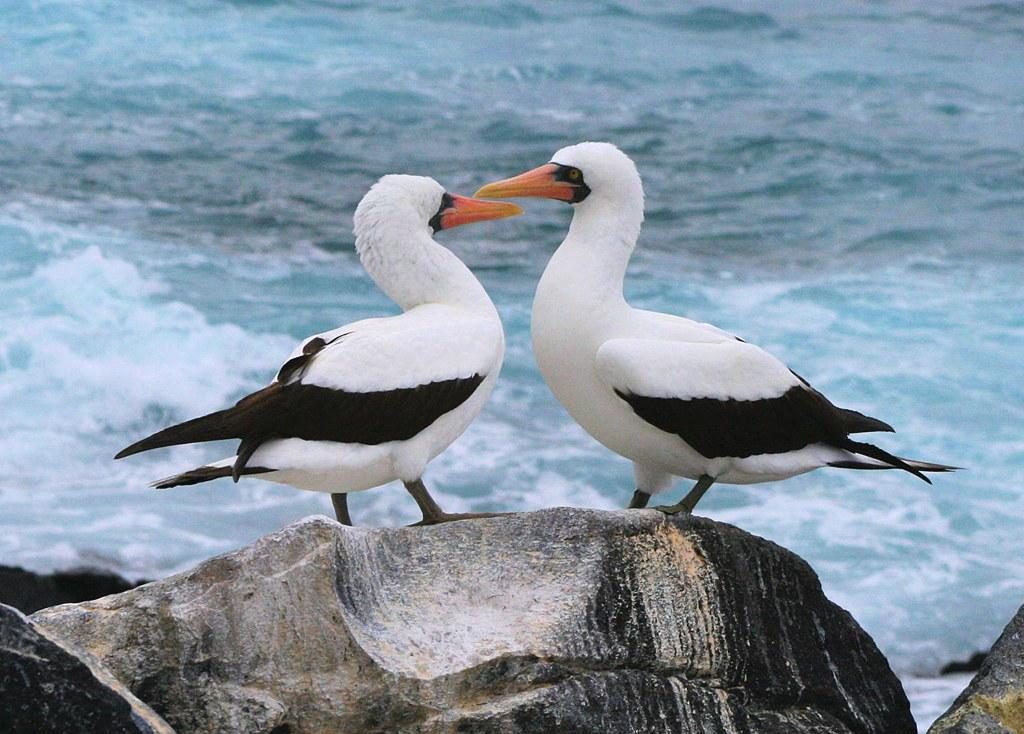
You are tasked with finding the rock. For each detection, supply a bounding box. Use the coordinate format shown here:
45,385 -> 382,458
0,564 -> 143,614
32,509 -> 914,734
0,602 -> 174,734
940,652 -> 989,676
930,603 -> 1024,733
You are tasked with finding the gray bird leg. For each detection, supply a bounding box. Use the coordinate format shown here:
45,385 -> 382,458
403,479 -> 508,526
404,478 -> 447,523
628,490 -> 651,509
331,493 -> 353,526
654,475 -> 715,515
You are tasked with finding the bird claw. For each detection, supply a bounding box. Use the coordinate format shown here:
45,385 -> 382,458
653,504 -> 691,516
408,511 -> 508,527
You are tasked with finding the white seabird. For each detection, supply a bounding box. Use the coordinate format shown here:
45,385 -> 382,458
476,142 -> 955,513
116,175 -> 522,525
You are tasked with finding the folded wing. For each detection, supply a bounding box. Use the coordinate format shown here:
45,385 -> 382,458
116,309 -> 500,461
596,338 -> 891,460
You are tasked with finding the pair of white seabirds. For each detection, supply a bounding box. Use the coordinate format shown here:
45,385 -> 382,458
116,142 -> 955,525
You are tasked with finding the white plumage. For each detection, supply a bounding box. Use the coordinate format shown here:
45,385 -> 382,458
596,338 -> 801,402
116,175 -> 520,525
246,305 -> 503,494
282,309 -> 500,395
477,142 -> 954,512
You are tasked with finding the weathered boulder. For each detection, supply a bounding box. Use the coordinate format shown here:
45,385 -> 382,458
0,564 -> 142,614
32,509 -> 914,734
930,603 -> 1024,733
0,602 -> 174,734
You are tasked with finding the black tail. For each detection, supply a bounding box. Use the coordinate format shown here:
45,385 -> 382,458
830,438 -> 959,483
152,464 -> 273,489
115,408 -> 240,459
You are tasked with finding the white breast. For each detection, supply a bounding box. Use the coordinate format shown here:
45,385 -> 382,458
531,251 -> 713,481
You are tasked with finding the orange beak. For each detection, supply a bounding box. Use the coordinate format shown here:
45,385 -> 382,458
474,163 -> 577,202
437,194 -> 523,230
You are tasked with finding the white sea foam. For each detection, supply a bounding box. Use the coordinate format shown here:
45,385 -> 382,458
903,674 -> 972,732
0,216 -> 297,576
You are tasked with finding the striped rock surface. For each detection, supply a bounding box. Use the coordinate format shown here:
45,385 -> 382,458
32,509 -> 914,734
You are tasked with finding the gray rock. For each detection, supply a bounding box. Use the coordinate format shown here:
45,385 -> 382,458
930,603 -> 1024,733
941,652 -> 989,676
32,509 -> 914,734
0,564 -> 143,614
0,602 -> 174,734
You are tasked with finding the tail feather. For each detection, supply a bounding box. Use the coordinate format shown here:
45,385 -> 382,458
152,464 -> 273,489
115,408 -> 239,459
902,458 -> 960,473
830,438 -> 959,483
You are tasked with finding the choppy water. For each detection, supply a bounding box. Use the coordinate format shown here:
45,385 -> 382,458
2,2 -> 1022,728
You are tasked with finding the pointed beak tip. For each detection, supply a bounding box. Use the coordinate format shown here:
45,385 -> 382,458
440,194 -> 524,229
473,164 -> 572,202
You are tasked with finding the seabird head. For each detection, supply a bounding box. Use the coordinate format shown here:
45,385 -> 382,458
354,175 -> 522,243
474,141 -> 644,211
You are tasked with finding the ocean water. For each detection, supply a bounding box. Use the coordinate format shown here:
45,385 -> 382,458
1,1 -> 1022,728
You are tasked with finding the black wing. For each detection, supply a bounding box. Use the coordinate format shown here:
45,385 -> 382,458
615,383 -> 892,459
116,375 -> 486,459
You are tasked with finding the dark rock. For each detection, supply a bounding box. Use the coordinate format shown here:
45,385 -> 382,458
0,564 -> 144,614
941,652 -> 989,676
930,603 -> 1024,733
32,509 -> 915,734
0,602 -> 174,734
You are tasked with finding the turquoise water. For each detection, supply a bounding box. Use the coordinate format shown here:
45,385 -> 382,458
1,2 -> 1022,725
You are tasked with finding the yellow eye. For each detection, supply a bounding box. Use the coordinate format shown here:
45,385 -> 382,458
568,168 -> 581,181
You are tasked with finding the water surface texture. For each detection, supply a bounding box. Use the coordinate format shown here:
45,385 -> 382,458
2,2 -> 1022,728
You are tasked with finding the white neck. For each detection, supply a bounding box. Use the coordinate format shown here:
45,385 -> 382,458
356,224 -> 494,313
536,189 -> 644,313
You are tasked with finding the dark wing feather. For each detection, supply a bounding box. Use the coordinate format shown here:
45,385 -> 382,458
834,438 -> 929,482
276,332 -> 351,384
615,383 -> 888,459
246,376 -> 485,445
115,406 -> 242,459
836,407 -> 893,434
791,372 -> 892,432
153,464 -> 274,489
116,375 -> 486,459
232,435 -> 266,481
